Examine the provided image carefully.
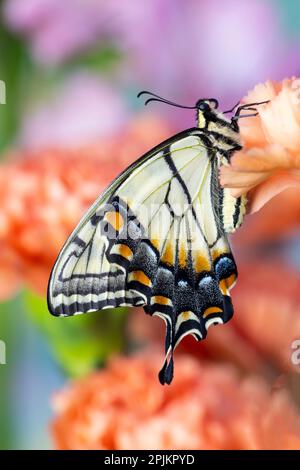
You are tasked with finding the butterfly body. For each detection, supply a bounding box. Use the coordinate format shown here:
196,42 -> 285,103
48,98 -> 247,384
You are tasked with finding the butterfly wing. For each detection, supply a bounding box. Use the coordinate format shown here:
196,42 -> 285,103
48,129 -> 239,384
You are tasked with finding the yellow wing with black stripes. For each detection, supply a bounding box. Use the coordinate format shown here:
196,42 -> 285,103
48,128 -> 245,384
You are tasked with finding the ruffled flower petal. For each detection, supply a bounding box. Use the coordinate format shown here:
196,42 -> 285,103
220,78 -> 300,213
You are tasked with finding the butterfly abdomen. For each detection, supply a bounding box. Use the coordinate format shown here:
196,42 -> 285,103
221,191 -> 247,233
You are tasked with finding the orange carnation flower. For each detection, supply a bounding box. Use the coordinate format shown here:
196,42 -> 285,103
202,262 -> 300,377
51,353 -> 300,450
220,78 -> 300,213
231,187 -> 300,246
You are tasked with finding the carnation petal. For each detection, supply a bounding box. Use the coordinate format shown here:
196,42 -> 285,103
248,171 -> 300,213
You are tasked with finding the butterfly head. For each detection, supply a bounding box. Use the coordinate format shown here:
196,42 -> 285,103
195,98 -> 219,129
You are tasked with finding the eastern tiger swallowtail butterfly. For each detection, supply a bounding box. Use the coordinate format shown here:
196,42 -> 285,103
48,92 -> 268,384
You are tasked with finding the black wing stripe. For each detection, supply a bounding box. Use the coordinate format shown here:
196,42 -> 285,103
163,148 -> 192,204
233,196 -> 242,227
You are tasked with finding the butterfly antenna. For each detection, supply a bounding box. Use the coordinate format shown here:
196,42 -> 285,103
137,90 -> 168,100
224,99 -> 269,115
144,98 -> 196,109
137,90 -> 196,109
223,101 -> 240,114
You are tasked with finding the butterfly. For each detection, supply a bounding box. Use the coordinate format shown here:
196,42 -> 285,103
47,91 -> 268,385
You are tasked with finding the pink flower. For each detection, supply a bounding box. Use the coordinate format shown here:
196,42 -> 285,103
3,0 -> 296,119
19,73 -> 129,149
3,0 -> 114,64
51,353 -> 300,450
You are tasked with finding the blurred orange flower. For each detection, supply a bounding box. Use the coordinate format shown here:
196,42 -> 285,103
220,78 -> 300,213
51,353 -> 300,450
231,187 -> 300,246
201,262 -> 300,377
0,114 -> 170,300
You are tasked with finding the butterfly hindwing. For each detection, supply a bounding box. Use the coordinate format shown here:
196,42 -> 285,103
48,129 -> 239,384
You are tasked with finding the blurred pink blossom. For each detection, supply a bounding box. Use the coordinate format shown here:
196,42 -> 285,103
4,0 -> 296,113
19,73 -> 129,149
3,0 -> 117,64
118,0 -> 293,108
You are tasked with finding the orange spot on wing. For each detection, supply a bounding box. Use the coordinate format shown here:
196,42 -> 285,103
226,273 -> 237,289
219,279 -> 228,295
105,211 -> 124,231
161,242 -> 174,265
152,295 -> 171,306
194,253 -> 210,272
179,243 -> 187,268
219,274 -> 237,295
150,238 -> 161,252
118,244 -> 133,260
129,270 -> 152,287
212,249 -> 229,261
181,311 -> 191,320
203,306 -> 223,318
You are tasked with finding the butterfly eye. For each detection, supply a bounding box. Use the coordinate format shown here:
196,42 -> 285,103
197,101 -> 211,112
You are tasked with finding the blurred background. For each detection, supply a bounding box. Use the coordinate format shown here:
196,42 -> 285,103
1,0 -> 300,449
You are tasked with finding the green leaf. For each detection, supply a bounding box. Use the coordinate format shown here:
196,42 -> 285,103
23,290 -> 128,377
